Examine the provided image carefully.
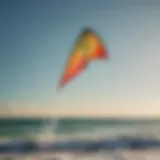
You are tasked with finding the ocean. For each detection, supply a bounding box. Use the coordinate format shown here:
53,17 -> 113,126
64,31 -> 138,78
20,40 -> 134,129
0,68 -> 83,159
1,117 -> 160,139
1,117 -> 160,159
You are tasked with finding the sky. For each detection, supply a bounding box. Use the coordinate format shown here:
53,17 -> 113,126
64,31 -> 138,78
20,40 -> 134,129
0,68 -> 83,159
0,0 -> 160,117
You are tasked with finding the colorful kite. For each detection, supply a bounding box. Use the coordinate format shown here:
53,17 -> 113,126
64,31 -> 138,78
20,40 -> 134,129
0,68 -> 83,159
58,27 -> 108,89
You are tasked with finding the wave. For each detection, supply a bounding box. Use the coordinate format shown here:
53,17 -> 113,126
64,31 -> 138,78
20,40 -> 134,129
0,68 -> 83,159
1,119 -> 160,159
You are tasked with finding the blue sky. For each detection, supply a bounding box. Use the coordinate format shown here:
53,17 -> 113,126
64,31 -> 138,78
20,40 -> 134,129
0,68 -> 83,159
0,0 -> 160,116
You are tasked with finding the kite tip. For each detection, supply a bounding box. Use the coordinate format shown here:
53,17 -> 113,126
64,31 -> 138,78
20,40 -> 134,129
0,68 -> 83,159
81,26 -> 95,35
56,84 -> 61,90
56,83 -> 65,92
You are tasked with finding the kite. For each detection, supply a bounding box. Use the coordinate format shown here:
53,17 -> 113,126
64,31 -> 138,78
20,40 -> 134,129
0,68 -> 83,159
58,27 -> 109,89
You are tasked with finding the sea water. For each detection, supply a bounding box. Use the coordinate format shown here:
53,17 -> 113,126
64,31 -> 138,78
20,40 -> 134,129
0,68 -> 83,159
0,117 -> 160,159
1,118 -> 160,139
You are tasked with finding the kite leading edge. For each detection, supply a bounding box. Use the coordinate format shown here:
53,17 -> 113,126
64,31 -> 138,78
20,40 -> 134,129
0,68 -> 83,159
58,27 -> 109,89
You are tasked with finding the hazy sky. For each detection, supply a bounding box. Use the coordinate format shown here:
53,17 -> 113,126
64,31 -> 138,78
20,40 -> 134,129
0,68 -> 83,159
1,0 -> 160,117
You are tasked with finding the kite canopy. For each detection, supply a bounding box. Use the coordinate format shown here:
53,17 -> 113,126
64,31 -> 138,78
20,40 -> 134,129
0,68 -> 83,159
58,27 -> 108,89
